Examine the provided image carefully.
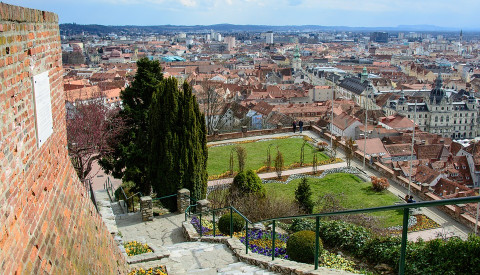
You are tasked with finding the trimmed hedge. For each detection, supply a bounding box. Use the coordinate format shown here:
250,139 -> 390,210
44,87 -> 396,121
286,230 -> 323,263
218,212 -> 245,235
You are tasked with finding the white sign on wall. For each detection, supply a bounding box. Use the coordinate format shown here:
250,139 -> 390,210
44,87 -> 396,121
33,71 -> 54,148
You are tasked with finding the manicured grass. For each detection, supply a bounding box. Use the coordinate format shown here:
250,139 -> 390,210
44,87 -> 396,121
265,173 -> 403,227
207,136 -> 329,176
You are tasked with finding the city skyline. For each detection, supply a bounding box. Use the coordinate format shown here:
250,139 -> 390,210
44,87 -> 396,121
2,0 -> 479,30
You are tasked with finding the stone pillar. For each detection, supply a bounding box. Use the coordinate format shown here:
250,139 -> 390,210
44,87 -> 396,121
140,196 -> 153,221
197,199 -> 210,214
177,188 -> 190,213
276,123 -> 283,129
421,183 -> 429,193
241,126 -> 248,133
454,205 -> 462,218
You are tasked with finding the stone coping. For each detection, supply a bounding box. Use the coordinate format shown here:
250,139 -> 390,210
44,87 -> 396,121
182,221 -> 354,275
118,239 -> 170,265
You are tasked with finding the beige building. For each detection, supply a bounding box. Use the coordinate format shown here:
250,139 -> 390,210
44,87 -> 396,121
386,74 -> 478,139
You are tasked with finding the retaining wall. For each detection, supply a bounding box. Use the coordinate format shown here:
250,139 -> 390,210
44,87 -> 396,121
0,3 -> 127,274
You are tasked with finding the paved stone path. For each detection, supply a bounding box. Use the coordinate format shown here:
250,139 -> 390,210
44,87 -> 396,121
116,212 -> 278,274
209,162 -> 346,187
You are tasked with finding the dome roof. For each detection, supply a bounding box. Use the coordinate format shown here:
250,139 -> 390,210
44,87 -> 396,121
110,50 -> 121,58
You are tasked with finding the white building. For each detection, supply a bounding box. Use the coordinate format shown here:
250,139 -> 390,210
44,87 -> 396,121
266,31 -> 274,44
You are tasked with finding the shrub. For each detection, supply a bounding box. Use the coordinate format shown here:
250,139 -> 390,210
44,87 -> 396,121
286,230 -> 323,263
114,181 -> 137,203
231,170 -> 266,197
318,220 -> 372,255
295,177 -> 314,214
371,176 -> 389,192
289,218 -> 315,232
236,146 -> 247,172
231,193 -> 301,222
274,150 -> 284,178
218,212 -> 245,235
361,236 -> 401,266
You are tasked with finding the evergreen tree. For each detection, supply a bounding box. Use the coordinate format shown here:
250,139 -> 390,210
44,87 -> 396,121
99,58 -> 163,194
295,177 -> 314,214
149,78 -> 208,210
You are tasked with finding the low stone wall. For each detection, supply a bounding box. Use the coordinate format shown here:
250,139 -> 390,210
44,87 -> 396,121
207,126 -> 312,142
182,221 -> 354,275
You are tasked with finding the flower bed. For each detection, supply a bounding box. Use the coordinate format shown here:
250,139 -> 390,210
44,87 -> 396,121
128,266 -> 168,275
235,229 -> 289,259
124,241 -> 152,256
189,217 -> 360,272
191,216 -> 224,236
388,214 -> 440,234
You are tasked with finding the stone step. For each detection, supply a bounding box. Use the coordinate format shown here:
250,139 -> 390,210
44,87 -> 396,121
218,262 -> 278,274
129,241 -> 276,275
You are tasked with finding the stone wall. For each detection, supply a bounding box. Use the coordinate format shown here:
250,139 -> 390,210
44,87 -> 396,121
0,3 -> 127,274
207,125 -> 312,142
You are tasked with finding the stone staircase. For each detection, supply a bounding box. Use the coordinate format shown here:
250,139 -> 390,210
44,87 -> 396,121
129,241 -> 278,274
92,189 -> 277,274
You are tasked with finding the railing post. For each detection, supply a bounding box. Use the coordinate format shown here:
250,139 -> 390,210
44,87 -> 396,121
271,220 -> 276,261
200,213 -> 203,238
213,211 -> 216,237
230,207 -> 233,238
315,217 -> 320,270
399,208 -> 409,275
245,220 -> 249,254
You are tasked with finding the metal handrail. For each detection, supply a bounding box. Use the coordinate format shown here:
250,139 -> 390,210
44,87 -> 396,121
152,194 -> 177,201
125,192 -> 143,212
185,196 -> 480,275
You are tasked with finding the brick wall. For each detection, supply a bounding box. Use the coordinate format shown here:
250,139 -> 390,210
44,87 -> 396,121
0,3 -> 127,274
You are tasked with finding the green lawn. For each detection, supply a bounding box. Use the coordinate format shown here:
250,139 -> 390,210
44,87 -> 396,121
265,173 -> 403,227
207,136 -> 329,176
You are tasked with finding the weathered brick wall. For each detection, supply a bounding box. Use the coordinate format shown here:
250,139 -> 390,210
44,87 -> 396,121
0,3 -> 127,274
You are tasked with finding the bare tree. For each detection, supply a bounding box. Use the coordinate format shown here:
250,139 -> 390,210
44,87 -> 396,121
345,138 -> 355,167
236,146 -> 247,173
199,81 -> 229,135
66,98 -> 125,182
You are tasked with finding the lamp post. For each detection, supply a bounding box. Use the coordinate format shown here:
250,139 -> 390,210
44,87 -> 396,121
330,83 -> 334,150
408,100 -> 417,196
363,84 -> 372,169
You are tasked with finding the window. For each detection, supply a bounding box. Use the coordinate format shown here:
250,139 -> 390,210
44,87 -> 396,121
435,116 -> 438,122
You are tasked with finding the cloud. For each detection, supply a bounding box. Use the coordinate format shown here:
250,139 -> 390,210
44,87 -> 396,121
180,0 -> 197,6
288,0 -> 303,6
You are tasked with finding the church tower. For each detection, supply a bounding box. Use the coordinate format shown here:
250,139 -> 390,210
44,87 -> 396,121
292,44 -> 301,72
361,67 -> 368,83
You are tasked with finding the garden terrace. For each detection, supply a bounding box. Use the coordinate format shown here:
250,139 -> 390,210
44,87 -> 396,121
207,135 -> 329,178
265,173 -> 404,227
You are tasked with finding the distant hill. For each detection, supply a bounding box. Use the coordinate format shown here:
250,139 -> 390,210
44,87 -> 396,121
60,23 -> 477,35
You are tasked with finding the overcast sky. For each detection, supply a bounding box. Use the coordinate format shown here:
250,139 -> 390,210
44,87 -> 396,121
3,0 -> 478,29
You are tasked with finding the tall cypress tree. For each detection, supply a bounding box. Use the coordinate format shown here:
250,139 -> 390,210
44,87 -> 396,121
100,58 -> 162,194
149,78 -> 208,210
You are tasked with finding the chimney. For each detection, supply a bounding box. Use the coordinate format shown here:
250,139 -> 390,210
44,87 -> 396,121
443,190 -> 448,197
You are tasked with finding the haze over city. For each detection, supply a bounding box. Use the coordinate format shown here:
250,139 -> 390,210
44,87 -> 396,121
2,0 -> 479,29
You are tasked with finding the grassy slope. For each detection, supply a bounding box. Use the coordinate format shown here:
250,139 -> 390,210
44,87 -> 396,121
207,137 -> 329,176
265,173 -> 403,227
